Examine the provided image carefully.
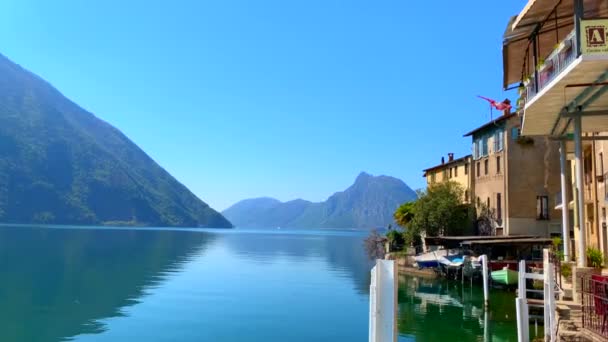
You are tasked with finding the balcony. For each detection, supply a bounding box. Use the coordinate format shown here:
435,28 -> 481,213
523,29 -> 577,102
503,0 -> 608,136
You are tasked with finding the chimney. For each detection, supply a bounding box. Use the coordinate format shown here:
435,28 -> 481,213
503,98 -> 511,116
441,156 -> 445,164
448,153 -> 454,162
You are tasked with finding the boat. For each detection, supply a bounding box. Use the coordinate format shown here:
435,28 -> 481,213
414,249 -> 459,269
491,267 -> 518,285
438,254 -> 465,268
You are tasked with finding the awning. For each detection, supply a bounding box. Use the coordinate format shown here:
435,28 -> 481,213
503,0 -> 575,89
503,0 -> 608,89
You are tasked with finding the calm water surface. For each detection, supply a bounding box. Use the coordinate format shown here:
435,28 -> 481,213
0,226 -> 530,341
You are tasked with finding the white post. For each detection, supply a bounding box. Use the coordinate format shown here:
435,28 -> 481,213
481,255 -> 489,307
518,260 -> 526,300
573,115 -> 587,267
484,308 -> 489,342
543,248 -> 551,341
516,260 -> 529,342
515,298 -> 529,342
559,141 -> 571,261
369,259 -> 397,342
543,249 -> 557,342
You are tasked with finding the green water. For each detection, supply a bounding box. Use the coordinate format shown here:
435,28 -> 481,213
397,274 -> 543,342
0,225 -> 533,341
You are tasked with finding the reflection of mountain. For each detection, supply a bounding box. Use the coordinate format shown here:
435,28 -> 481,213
0,226 -> 216,342
223,231 -> 373,294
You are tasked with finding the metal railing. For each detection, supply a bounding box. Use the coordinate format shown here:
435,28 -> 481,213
525,29 -> 577,103
581,275 -> 608,338
549,250 -> 562,290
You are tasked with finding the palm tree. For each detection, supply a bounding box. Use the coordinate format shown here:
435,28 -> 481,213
394,201 -> 416,228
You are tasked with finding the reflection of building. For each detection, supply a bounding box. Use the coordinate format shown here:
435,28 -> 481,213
501,0 -> 608,266
463,111 -> 562,237
422,153 -> 474,203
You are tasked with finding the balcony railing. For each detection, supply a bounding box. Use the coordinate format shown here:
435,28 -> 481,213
581,275 -> 608,338
524,29 -> 577,103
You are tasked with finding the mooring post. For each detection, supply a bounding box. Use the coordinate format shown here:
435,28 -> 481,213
516,259 -> 529,342
481,254 -> 489,307
369,259 -> 397,342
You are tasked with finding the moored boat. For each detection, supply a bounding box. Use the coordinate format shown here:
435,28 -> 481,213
490,267 -> 518,285
414,249 -> 459,269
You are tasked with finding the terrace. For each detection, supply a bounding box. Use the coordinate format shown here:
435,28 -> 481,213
503,0 -> 608,136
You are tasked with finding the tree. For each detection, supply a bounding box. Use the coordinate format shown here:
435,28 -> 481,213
394,201 -> 416,228
364,229 -> 387,260
475,203 -> 495,236
408,181 -> 473,237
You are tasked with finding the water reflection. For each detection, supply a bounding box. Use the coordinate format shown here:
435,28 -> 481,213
0,227 -> 374,342
0,226 -> 216,342
397,274 -> 540,342
221,229 -> 373,294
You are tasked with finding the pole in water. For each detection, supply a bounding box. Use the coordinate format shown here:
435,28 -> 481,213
481,255 -> 489,307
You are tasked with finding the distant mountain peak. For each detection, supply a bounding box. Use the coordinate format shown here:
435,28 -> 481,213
223,172 -> 416,229
355,171 -> 372,182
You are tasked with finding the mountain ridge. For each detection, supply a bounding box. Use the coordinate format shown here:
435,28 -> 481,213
0,52 -> 232,228
223,172 -> 417,229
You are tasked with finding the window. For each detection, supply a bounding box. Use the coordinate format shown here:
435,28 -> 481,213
474,141 -> 479,160
476,162 -> 480,177
443,169 -> 447,180
496,193 -> 502,222
449,168 -> 453,178
496,156 -> 501,174
455,166 -> 458,177
494,130 -> 504,152
465,190 -> 469,202
486,197 -> 490,209
465,163 -> 469,175
484,159 -> 489,175
537,196 -> 549,220
476,197 -> 481,207
481,137 -> 489,156
511,127 -> 520,140
430,173 -> 436,183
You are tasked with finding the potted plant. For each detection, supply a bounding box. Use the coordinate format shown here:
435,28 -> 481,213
536,58 -> 546,71
523,75 -> 531,86
518,84 -> 526,96
586,247 -> 604,270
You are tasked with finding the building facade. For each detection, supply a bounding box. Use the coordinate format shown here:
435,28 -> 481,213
501,0 -> 608,266
464,111 -> 562,237
422,153 -> 474,203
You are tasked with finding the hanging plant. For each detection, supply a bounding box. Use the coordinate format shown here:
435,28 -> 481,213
536,58 -> 546,71
516,136 -> 534,146
518,85 -> 526,95
523,76 -> 531,86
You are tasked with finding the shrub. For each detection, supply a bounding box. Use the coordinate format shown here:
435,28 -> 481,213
586,247 -> 604,269
364,229 -> 387,260
561,263 -> 572,279
386,229 -> 405,252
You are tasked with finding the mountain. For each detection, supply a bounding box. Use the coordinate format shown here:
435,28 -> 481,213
0,53 -> 231,228
223,172 -> 417,229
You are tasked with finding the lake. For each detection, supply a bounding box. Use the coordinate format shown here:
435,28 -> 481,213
0,225 -> 533,341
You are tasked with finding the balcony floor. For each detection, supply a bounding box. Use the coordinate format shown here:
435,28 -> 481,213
522,55 -> 608,136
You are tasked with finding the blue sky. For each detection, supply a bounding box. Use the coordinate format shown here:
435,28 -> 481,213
0,1 -> 524,211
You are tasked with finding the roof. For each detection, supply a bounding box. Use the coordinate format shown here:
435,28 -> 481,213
460,238 -> 552,246
422,155 -> 472,175
463,113 -> 517,137
502,0 -> 608,88
424,235 -> 539,248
